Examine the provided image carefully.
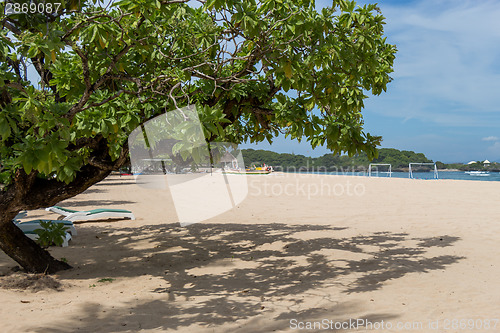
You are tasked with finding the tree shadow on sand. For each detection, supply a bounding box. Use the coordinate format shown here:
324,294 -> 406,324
54,199 -> 136,208
36,223 -> 463,332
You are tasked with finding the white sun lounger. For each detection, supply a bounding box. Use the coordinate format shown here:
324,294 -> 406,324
13,212 -> 75,247
15,221 -> 73,247
46,206 -> 136,222
14,219 -> 77,236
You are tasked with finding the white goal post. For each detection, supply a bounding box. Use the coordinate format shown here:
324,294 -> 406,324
409,163 -> 438,179
368,164 -> 392,177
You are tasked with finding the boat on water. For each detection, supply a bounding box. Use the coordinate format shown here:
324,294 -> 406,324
465,171 -> 490,176
222,169 -> 271,175
220,164 -> 273,175
244,169 -> 271,175
241,164 -> 273,175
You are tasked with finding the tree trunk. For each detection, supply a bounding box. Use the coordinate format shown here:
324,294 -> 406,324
0,218 -> 71,274
0,142 -> 128,274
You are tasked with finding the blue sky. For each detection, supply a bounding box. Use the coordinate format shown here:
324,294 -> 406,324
241,0 -> 500,163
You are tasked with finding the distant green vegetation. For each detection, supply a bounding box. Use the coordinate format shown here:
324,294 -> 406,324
241,149 -> 500,172
438,161 -> 500,172
241,148 -> 433,172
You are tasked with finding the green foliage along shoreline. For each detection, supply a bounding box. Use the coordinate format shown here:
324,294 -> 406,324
241,148 -> 500,172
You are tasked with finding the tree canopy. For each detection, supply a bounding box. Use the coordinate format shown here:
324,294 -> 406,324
0,0 -> 396,273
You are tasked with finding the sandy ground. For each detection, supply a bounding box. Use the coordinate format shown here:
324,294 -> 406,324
1,173 -> 499,332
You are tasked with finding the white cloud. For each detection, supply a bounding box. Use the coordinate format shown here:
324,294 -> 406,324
367,0 -> 500,125
482,136 -> 499,141
486,141 -> 500,160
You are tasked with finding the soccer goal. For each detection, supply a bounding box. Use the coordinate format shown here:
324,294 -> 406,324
409,163 -> 438,179
368,163 -> 392,177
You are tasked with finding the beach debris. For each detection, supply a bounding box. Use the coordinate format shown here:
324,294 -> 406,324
0,273 -> 62,292
97,278 -> 115,283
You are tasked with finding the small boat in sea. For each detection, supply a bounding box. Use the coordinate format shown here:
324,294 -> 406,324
243,164 -> 273,175
222,169 -> 270,175
465,171 -> 490,176
244,169 -> 271,175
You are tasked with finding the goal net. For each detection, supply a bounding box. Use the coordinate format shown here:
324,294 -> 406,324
368,164 -> 392,177
409,163 -> 438,179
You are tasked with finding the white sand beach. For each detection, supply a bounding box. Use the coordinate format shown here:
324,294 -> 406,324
1,173 -> 499,332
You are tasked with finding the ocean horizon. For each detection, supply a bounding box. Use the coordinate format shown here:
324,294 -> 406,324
289,170 -> 500,182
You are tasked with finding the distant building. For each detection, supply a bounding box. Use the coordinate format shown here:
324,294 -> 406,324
220,152 -> 239,170
483,160 -> 491,166
467,161 -> 476,165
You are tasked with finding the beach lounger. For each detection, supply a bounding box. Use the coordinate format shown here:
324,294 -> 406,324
13,212 -> 75,247
45,206 -> 136,222
15,220 -> 74,247
14,211 -> 28,219
14,219 -> 77,236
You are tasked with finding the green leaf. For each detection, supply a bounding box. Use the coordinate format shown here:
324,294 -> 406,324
282,79 -> 291,92
205,123 -> 218,136
27,46 -> 38,58
284,62 -> 292,79
99,37 -> 106,49
0,118 -> 11,140
22,158 -> 33,174
34,221 -> 68,248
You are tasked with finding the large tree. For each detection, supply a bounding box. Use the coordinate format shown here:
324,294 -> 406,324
0,0 -> 396,273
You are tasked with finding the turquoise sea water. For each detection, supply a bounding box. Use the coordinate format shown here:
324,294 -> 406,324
379,171 -> 500,182
299,171 -> 500,182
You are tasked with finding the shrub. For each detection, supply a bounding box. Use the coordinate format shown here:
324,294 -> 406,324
34,221 -> 69,248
